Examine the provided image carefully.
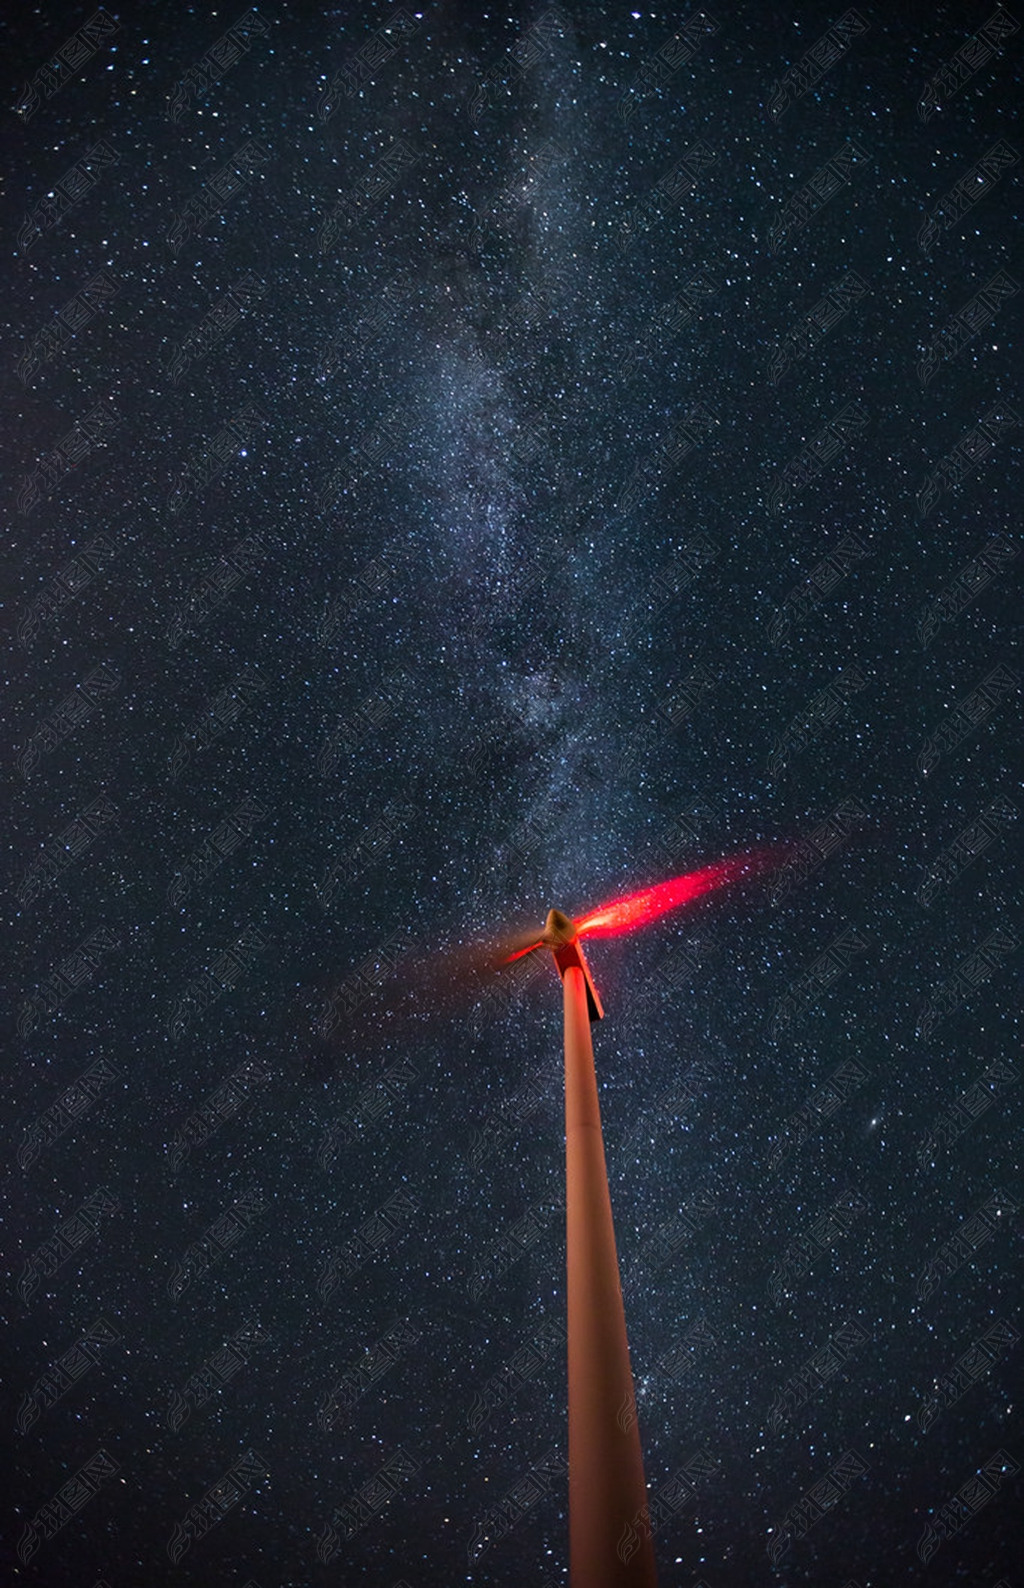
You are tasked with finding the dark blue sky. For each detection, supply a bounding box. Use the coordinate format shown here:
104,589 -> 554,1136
2,3 -> 1021,1584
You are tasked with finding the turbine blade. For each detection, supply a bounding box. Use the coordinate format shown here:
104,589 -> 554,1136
504,938 -> 544,963
575,845 -> 792,939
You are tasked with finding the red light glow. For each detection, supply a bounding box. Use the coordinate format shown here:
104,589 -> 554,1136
575,849 -> 782,939
504,847 -> 789,962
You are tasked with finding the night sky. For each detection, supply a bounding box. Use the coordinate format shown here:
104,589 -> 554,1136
2,2 -> 1022,1584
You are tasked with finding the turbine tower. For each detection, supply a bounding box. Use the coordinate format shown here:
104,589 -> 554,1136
541,906 -> 657,1588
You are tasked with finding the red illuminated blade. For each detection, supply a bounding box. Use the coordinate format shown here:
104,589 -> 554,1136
574,849 -> 784,940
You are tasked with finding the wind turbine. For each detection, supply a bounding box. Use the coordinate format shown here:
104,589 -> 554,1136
505,851 -> 782,1587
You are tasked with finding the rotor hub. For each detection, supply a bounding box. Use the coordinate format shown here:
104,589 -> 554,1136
542,908 -> 577,947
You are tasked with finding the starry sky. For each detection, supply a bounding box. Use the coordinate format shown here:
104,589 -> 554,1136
2,2 -> 1021,1584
